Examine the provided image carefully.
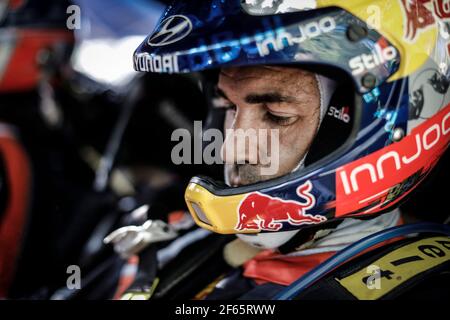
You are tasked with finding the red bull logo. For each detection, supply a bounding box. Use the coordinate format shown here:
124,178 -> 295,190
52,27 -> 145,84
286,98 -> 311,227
399,0 -> 450,41
235,181 -> 326,232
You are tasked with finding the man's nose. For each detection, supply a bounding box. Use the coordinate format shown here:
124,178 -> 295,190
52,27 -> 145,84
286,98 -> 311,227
221,110 -> 259,165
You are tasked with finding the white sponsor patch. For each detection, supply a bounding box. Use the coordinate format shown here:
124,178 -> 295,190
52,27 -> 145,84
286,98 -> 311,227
134,52 -> 179,73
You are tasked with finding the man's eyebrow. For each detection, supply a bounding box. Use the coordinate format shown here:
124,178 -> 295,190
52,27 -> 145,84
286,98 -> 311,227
216,88 -> 296,104
245,93 -> 296,104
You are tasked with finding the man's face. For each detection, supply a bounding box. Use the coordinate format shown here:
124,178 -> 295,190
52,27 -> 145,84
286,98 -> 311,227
217,66 -> 321,186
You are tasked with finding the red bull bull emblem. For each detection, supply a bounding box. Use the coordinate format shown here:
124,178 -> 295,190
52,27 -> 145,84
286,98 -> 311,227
236,181 -> 326,232
399,0 -> 450,42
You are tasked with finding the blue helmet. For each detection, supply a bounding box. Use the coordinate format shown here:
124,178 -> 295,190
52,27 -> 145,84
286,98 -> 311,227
134,0 -> 450,248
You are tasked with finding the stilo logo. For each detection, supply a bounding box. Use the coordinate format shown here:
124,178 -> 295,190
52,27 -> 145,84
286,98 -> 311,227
148,15 -> 192,47
349,42 -> 397,76
328,106 -> 351,123
236,180 -> 326,232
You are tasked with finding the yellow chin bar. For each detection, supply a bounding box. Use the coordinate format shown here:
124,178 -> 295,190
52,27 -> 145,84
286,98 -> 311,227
184,181 -> 257,234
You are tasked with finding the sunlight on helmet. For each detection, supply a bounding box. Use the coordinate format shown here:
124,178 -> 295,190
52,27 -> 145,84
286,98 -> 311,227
241,0 -> 317,15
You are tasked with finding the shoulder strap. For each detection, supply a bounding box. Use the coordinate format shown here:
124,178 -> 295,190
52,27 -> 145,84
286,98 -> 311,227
294,235 -> 450,300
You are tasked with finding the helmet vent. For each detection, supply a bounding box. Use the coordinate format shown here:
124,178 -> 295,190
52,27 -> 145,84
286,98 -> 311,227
190,202 -> 212,226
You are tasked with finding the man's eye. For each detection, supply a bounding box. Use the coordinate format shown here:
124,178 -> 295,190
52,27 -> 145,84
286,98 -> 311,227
265,112 -> 294,125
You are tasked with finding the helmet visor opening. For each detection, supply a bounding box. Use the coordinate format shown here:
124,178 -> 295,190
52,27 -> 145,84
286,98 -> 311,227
195,63 -> 359,195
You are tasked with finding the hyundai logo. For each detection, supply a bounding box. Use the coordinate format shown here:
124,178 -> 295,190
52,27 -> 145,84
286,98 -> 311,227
147,15 -> 192,47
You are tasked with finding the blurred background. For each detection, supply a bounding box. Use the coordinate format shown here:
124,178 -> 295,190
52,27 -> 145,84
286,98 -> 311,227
0,0 -> 447,300
0,0 -> 227,300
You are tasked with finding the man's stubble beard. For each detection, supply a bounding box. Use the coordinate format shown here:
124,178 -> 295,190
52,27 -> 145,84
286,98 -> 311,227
224,163 -> 281,187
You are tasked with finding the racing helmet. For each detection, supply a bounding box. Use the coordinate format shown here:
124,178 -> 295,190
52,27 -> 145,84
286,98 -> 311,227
133,0 -> 450,249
